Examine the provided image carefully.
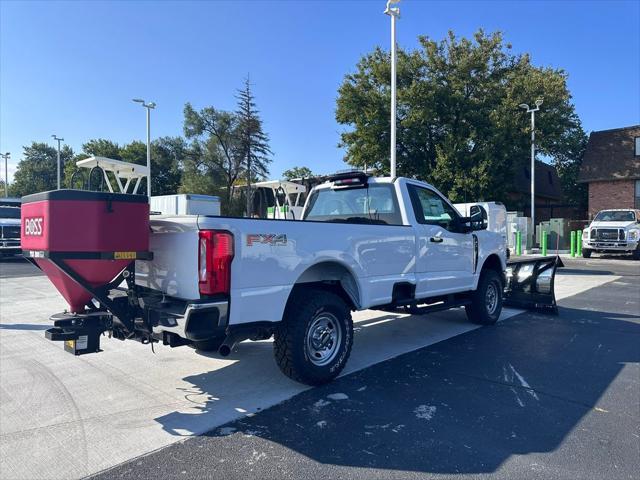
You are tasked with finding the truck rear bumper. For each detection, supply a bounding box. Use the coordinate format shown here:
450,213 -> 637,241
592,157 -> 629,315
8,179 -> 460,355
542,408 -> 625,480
150,299 -> 229,342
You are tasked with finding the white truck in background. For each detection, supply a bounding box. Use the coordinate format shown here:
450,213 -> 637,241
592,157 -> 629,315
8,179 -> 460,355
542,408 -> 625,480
581,209 -> 640,259
0,198 -> 22,258
133,172 -> 507,384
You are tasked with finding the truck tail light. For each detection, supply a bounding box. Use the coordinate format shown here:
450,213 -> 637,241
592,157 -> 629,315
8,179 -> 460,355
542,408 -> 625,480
198,230 -> 234,296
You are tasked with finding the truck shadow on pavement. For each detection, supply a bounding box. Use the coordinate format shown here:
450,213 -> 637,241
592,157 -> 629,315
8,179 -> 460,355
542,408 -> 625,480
152,303 -> 639,475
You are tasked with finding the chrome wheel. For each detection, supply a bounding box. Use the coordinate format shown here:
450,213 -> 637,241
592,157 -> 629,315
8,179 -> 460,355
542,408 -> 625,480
485,282 -> 498,315
306,312 -> 342,366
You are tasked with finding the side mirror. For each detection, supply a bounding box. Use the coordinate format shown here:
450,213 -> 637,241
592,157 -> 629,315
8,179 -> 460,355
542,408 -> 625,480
469,205 -> 488,231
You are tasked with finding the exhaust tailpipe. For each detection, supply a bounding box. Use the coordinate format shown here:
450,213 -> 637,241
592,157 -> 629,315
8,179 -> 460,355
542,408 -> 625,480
218,340 -> 236,357
218,329 -> 253,357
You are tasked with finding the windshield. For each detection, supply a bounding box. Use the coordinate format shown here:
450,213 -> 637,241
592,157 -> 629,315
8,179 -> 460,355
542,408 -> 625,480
593,210 -> 636,222
0,207 -> 20,219
303,184 -> 403,225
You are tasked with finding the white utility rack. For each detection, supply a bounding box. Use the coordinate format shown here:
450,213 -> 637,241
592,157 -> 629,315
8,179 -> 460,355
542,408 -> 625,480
76,156 -> 149,194
251,180 -> 307,220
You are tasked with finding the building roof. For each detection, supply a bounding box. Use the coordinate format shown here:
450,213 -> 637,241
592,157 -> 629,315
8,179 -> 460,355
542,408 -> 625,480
577,125 -> 640,183
512,160 -> 563,201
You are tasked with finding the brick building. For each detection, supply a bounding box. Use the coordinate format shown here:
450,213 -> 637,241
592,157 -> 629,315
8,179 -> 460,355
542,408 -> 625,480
578,125 -> 640,218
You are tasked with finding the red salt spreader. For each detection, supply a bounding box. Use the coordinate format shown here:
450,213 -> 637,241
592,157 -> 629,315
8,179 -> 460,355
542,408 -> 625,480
21,158 -> 155,355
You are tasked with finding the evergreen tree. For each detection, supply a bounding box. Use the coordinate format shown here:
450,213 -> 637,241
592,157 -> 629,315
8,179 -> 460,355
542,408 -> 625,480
236,76 -> 272,214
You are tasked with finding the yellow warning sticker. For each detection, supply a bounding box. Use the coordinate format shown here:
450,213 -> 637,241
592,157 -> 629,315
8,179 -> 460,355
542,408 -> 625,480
114,251 -> 136,260
65,340 -> 75,349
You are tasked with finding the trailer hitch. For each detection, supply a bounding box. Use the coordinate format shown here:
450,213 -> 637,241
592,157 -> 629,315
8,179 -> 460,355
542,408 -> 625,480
45,311 -> 113,355
504,255 -> 564,314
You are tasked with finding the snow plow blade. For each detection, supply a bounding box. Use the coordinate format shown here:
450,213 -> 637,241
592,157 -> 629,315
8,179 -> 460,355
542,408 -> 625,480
504,256 -> 564,314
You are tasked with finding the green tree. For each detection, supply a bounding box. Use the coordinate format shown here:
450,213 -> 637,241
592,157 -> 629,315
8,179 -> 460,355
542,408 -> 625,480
282,166 -> 313,180
82,139 -> 122,159
150,136 -> 188,196
10,142 -> 74,196
183,103 -> 244,207
236,76 -> 272,213
336,30 -> 587,206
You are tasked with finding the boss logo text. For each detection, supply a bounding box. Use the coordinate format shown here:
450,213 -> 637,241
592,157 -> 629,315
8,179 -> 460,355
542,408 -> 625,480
24,217 -> 44,236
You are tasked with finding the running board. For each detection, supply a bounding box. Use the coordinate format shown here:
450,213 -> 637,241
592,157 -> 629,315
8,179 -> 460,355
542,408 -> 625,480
404,295 -> 471,315
504,255 -> 564,314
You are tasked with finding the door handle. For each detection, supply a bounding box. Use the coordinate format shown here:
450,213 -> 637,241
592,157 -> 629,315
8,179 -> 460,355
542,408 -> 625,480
430,237 -> 443,243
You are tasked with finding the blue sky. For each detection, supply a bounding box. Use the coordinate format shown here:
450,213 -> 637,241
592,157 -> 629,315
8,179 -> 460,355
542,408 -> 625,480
1,0 -> 639,182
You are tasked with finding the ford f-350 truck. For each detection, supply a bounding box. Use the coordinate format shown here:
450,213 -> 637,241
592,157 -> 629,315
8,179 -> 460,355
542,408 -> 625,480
26,172 -> 538,385
137,174 -> 507,384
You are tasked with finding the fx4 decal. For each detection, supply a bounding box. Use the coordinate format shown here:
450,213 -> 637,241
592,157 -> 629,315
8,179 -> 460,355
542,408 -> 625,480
246,233 -> 288,246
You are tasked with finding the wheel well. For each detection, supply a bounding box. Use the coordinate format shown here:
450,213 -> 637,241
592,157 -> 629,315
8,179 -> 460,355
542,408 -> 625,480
480,253 -> 505,285
481,254 -> 503,275
289,262 -> 360,311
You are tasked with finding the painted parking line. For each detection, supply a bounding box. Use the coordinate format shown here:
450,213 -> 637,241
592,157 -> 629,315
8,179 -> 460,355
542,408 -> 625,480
0,271 -> 619,480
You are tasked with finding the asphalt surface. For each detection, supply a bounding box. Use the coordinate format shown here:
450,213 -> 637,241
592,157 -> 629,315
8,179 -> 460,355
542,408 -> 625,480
87,257 -> 639,480
0,256 -> 41,278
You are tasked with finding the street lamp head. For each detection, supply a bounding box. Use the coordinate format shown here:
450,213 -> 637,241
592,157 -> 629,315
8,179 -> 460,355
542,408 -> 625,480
384,0 -> 400,16
147,102 -> 157,109
132,98 -> 144,103
519,103 -> 529,110
535,98 -> 544,107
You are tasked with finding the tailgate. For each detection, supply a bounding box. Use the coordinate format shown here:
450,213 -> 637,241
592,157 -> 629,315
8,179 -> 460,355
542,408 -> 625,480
135,215 -> 200,299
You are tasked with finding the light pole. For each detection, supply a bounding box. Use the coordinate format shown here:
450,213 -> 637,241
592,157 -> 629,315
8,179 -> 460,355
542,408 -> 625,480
52,135 -> 64,189
132,98 -> 156,199
519,98 -> 543,248
384,0 -> 400,178
1,152 -> 9,197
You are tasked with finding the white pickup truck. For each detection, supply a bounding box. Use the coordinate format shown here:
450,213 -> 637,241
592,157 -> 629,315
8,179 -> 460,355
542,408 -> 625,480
581,209 -> 640,259
127,173 -> 506,385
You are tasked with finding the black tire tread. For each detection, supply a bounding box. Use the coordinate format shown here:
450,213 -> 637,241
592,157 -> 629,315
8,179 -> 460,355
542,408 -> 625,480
274,288 -> 352,385
465,269 -> 502,325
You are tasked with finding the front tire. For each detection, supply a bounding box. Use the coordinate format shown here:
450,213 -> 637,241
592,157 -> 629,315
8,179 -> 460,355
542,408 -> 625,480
274,288 -> 353,385
582,248 -> 592,258
632,246 -> 640,260
466,269 -> 503,325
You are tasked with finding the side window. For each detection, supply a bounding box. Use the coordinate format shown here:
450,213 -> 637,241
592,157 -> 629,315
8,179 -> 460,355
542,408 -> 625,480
408,185 -> 461,231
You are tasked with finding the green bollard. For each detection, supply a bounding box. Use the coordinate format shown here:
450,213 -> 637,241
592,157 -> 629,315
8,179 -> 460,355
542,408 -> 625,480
576,230 -> 582,256
570,230 -> 576,257
542,230 -> 548,256
516,231 -> 522,256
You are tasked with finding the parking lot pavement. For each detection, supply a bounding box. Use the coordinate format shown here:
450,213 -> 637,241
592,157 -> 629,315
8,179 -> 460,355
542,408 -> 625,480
0,257 -> 41,278
92,258 -> 639,480
0,257 -> 636,480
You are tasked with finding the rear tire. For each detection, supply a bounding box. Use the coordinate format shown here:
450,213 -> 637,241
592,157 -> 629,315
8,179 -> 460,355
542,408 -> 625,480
274,288 -> 353,385
582,248 -> 592,258
466,269 -> 503,325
